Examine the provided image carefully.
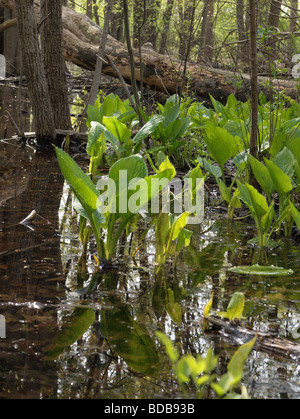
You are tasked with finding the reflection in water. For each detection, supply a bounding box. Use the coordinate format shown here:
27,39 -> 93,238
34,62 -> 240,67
0,141 -> 66,397
0,92 -> 300,399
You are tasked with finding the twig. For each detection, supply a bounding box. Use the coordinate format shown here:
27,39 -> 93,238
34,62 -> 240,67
4,109 -> 24,138
105,54 -> 139,113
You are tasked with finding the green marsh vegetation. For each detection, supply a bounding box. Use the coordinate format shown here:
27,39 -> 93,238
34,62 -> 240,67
54,88 -> 300,398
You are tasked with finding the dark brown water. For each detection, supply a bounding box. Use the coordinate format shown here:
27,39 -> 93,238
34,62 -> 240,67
0,88 -> 300,399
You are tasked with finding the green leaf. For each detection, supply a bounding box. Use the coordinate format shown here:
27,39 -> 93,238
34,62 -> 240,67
108,155 -> 148,218
103,116 -> 131,143
237,181 -> 269,219
218,292 -> 245,321
101,304 -> 160,376
45,308 -> 95,361
161,103 -> 180,128
203,293 -> 214,317
132,114 -> 164,144
228,264 -> 293,276
55,147 -> 106,257
272,147 -> 295,179
248,155 -> 275,197
155,331 -> 180,364
290,202 -> 300,229
175,355 -> 197,384
86,121 -> 104,156
203,124 -> 237,167
166,288 -> 182,323
170,212 -> 190,241
264,158 -> 293,198
211,372 -> 240,397
227,335 -> 257,380
204,123 -> 244,167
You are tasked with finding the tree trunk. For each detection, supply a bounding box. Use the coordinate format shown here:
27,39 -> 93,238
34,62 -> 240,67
198,0 -> 215,63
266,0 -> 283,62
178,0 -> 196,60
3,1 -> 299,106
268,0 -> 283,28
236,0 -> 248,62
288,0 -> 298,58
249,0 -> 259,188
40,0 -> 71,130
110,0 -> 124,42
15,0 -> 56,144
158,0 -> 174,54
88,0 -> 113,106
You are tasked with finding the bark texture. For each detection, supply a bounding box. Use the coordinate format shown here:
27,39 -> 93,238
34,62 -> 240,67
14,0 -> 56,142
3,1 -> 299,105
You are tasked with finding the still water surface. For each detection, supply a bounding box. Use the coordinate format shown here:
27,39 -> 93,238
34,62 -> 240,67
0,90 -> 300,399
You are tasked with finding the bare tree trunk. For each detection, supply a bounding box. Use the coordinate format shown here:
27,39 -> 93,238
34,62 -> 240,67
40,0 -> 71,130
15,0 -> 56,144
86,0 -> 93,20
110,0 -> 124,42
88,0 -> 113,107
266,0 -> 283,62
236,0 -> 248,61
288,0 -> 298,58
268,0 -> 283,28
249,0 -> 258,161
158,0 -> 174,54
178,0 -> 197,60
198,0 -> 215,63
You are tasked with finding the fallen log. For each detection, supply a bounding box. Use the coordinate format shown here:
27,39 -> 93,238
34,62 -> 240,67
1,1 -> 299,104
206,315 -> 300,363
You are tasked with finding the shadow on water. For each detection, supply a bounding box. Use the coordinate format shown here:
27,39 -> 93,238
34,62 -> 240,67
0,88 -> 300,399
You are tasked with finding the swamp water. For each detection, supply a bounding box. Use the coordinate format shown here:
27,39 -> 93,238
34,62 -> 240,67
0,89 -> 300,399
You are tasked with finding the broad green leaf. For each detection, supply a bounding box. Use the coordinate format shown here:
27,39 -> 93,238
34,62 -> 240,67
45,308 -> 95,360
203,124 -> 237,167
218,292 -> 245,321
108,155 -> 148,218
211,372 -> 240,397
103,116 -> 131,143
101,304 -> 159,376
155,213 -> 171,264
161,103 -> 180,128
203,293 -> 214,317
170,212 -> 190,241
158,156 -> 176,180
133,114 -> 164,144
87,105 -> 102,124
55,147 -> 106,256
165,117 -> 191,142
155,331 -> 179,364
290,202 -> 300,229
175,355 -> 198,383
264,158 -> 293,198
227,335 -> 257,381
248,155 -> 275,197
204,158 -> 222,179
272,147 -> 295,179
166,288 -> 182,323
237,181 -> 269,219
55,147 -> 101,220
217,178 -> 231,203
176,228 -> 193,253
288,137 -> 300,166
228,264 -> 293,276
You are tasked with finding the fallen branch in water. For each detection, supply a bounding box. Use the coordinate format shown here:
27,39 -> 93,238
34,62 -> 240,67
205,315 -> 300,363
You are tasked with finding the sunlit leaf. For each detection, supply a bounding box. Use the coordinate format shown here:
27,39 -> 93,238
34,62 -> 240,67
218,292 -> 245,321
203,293 -> 214,318
155,331 -> 180,364
228,264 -> 293,276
